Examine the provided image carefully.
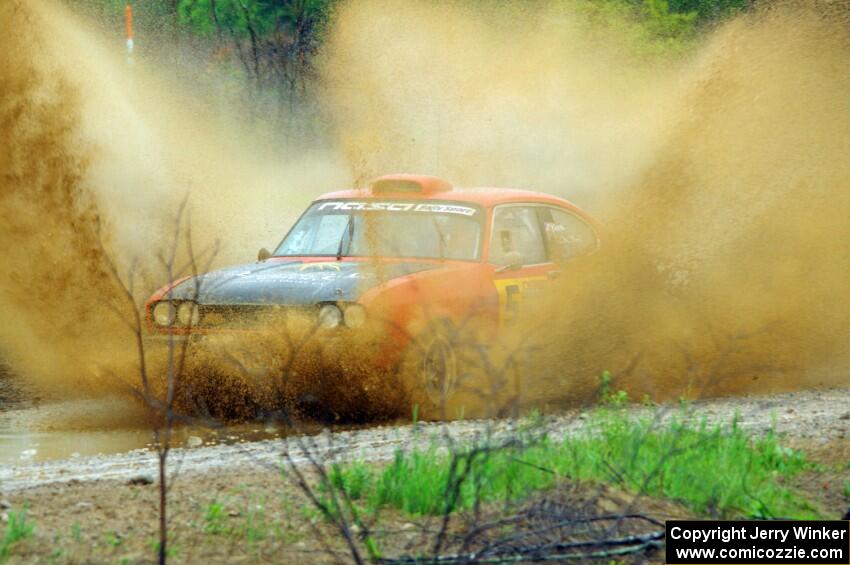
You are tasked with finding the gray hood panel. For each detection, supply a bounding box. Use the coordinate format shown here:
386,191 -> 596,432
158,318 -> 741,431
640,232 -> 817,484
168,260 -> 436,305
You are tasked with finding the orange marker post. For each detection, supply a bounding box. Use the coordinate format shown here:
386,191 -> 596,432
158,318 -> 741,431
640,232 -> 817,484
125,4 -> 134,54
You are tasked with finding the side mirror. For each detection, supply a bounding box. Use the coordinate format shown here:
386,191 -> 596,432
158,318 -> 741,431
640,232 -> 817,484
502,250 -> 523,272
257,247 -> 271,262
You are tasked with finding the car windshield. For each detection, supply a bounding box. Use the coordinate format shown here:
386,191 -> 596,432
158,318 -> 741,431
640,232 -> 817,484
274,200 -> 484,261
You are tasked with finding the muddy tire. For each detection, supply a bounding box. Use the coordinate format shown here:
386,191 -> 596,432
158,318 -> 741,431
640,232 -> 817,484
401,319 -> 528,420
400,320 -> 462,420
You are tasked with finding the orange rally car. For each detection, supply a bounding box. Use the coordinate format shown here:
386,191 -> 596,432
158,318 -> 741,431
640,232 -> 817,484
146,174 -> 599,416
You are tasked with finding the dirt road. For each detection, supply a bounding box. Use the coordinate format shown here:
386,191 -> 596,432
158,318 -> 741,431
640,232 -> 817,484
2,387 -> 849,492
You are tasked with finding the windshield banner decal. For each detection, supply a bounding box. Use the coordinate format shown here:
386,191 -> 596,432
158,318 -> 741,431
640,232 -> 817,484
317,201 -> 477,216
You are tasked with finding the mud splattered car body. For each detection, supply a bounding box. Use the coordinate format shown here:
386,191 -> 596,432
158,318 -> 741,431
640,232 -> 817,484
146,174 -> 599,417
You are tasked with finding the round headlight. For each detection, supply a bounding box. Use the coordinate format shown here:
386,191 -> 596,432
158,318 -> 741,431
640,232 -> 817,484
343,304 -> 367,328
177,302 -> 200,327
317,304 -> 342,329
152,301 -> 176,327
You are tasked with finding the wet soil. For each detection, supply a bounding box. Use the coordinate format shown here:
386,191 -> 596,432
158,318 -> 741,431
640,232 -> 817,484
2,467 -> 687,564
3,387 -> 850,492
0,388 -> 848,563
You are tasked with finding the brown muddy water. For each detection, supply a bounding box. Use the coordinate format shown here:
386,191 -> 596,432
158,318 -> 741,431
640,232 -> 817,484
0,386 -> 333,465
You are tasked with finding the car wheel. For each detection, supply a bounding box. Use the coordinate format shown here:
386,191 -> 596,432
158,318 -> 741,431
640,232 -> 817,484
402,320 -> 463,420
421,331 -> 458,407
402,319 -> 518,421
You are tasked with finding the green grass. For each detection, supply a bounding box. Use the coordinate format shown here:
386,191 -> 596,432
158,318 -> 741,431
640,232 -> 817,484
235,502 -> 268,545
323,407 -> 819,520
103,531 -> 122,548
147,538 -> 179,560
203,501 -> 227,535
201,497 -> 270,545
0,507 -> 35,561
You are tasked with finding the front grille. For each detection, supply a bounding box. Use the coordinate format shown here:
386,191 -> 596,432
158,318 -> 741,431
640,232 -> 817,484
196,304 -> 315,329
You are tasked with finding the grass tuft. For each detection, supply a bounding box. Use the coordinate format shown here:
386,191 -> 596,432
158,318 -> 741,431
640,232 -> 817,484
0,507 -> 35,561
203,501 -> 227,535
325,408 -> 818,520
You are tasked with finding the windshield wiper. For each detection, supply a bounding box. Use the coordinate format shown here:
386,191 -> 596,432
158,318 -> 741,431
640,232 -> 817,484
337,215 -> 354,261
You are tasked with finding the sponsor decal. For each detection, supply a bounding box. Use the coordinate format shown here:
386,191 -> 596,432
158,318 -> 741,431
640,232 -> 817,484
317,201 -> 477,216
494,276 -> 547,325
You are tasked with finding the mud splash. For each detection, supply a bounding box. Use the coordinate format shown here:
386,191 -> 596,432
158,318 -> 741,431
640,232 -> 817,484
0,0 -> 848,427
529,4 -> 850,402
0,0 -> 346,412
320,0 -> 679,200
0,0 -> 129,399
319,0 -> 850,405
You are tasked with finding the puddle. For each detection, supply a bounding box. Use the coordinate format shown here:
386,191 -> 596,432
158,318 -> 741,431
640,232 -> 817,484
0,394 -> 366,465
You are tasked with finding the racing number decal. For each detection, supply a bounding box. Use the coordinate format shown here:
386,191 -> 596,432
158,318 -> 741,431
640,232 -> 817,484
494,277 -> 546,325
504,284 -> 520,320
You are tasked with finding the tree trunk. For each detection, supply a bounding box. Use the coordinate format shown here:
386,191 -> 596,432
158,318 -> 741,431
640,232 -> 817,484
158,449 -> 168,564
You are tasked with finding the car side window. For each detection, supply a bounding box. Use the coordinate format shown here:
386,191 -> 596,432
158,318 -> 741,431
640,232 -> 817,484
489,206 -> 547,266
537,207 -> 598,262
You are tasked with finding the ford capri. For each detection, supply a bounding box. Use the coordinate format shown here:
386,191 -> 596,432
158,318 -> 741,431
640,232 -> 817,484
146,174 -> 599,418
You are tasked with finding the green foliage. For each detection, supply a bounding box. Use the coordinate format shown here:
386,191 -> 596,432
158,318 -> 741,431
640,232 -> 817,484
76,0 -> 748,56
74,0 -> 752,84
103,531 -> 123,548
178,0 -> 279,38
147,538 -> 178,559
328,462 -> 373,501
0,507 -> 35,561
598,370 -> 629,407
324,411 -> 819,520
203,500 -> 227,535
176,0 -> 333,40
666,0 -> 749,25
201,497 -> 269,544
641,0 -> 698,40
314,466 -> 382,559
843,480 -> 850,498
598,370 -> 613,401
562,414 -> 814,518
364,535 -> 382,560
235,502 -> 268,545
565,0 -> 694,58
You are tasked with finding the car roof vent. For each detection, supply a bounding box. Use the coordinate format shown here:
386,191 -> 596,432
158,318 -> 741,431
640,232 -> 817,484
369,174 -> 453,195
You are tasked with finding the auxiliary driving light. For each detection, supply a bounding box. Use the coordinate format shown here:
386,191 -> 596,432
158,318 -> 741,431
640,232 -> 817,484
177,302 -> 201,327
318,304 -> 343,328
343,304 -> 367,328
153,301 -> 176,327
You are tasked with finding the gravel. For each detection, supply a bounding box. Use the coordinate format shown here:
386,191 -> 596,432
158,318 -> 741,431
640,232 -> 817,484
1,388 -> 848,492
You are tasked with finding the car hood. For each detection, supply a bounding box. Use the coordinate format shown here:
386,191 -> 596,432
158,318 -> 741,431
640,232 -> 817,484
168,259 -> 438,306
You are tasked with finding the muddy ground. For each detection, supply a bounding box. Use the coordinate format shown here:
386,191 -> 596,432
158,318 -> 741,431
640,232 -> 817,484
4,388 -> 850,491
1,388 -> 850,563
4,466 -> 697,564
